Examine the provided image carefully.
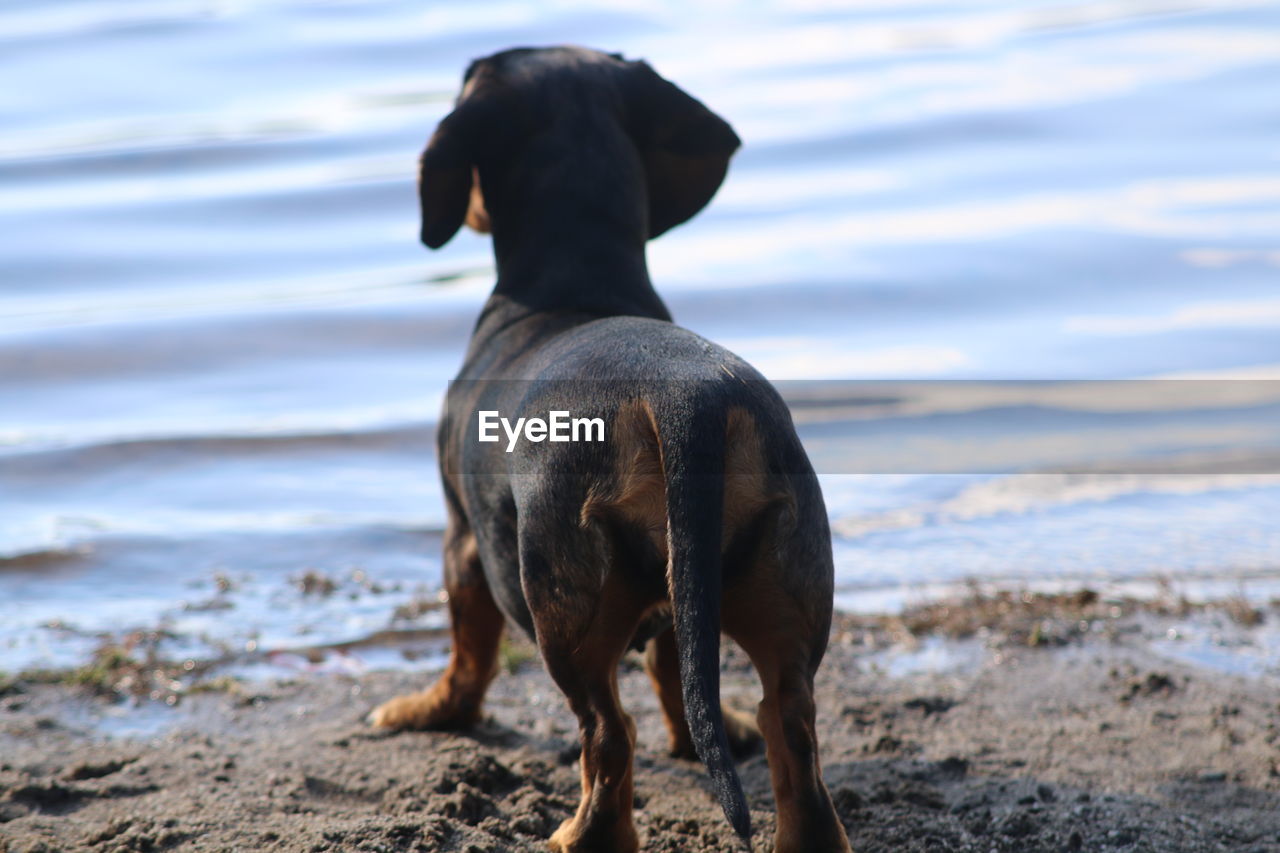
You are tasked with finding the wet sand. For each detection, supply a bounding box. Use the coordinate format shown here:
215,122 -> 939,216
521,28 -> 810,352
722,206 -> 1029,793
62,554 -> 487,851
3,596 -> 1280,852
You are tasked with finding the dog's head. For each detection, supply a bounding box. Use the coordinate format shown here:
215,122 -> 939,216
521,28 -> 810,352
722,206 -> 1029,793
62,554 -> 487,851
417,46 -> 740,249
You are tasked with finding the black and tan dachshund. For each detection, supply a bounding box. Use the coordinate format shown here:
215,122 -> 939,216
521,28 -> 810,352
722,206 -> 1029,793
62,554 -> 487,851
369,46 -> 851,853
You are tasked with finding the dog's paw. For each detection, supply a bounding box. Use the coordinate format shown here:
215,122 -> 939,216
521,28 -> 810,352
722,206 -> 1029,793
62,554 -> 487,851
367,688 -> 478,731
366,696 -> 411,729
723,705 -> 764,758
547,823 -> 571,853
548,817 -> 639,853
668,704 -> 762,760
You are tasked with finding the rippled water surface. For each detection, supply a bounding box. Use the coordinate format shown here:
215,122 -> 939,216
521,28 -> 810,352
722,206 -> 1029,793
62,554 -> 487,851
3,0 -> 1279,674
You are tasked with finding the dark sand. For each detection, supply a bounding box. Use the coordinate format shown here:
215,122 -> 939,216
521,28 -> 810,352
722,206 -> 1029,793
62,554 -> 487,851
3,599 -> 1280,853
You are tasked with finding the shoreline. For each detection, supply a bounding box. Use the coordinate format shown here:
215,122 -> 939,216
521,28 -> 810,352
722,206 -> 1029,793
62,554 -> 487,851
3,592 -> 1280,852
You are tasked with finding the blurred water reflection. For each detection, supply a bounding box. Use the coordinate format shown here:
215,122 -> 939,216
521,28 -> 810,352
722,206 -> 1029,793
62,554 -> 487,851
2,0 -> 1278,672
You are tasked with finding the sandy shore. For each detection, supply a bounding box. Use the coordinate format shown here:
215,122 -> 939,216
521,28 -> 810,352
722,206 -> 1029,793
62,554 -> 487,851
3,595 -> 1280,853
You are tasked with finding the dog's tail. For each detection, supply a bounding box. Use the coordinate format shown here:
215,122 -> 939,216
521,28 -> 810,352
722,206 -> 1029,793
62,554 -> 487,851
655,398 -> 752,848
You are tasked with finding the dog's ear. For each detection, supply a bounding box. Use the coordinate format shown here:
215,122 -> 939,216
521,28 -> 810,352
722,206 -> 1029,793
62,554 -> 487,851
418,103 -> 487,249
625,62 -> 740,238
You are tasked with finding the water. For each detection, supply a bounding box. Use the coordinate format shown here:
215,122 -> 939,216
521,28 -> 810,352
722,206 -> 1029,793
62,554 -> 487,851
3,0 -> 1280,676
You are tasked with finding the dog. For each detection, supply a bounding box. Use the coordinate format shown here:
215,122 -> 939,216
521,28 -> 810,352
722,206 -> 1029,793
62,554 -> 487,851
369,46 -> 852,853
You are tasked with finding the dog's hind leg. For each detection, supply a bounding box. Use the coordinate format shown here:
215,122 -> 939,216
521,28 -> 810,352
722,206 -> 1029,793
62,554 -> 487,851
369,517 -> 504,730
523,544 -> 647,853
723,552 -> 852,853
644,627 -> 762,760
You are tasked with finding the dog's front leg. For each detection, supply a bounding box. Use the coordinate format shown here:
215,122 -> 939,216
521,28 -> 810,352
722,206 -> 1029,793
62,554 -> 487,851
644,627 -> 762,760
370,518 -> 503,730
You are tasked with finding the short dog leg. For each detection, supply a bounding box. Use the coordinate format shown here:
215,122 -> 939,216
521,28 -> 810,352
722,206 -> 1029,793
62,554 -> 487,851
726,586 -> 851,852
644,628 -> 762,760
547,670 -> 639,853
752,667 -> 850,853
532,572 -> 645,853
369,525 -> 503,730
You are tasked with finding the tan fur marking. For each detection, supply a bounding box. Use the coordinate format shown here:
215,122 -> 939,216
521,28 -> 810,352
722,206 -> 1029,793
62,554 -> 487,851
580,399 -> 668,557
723,406 -> 787,546
464,166 -> 491,234
581,403 -> 789,559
